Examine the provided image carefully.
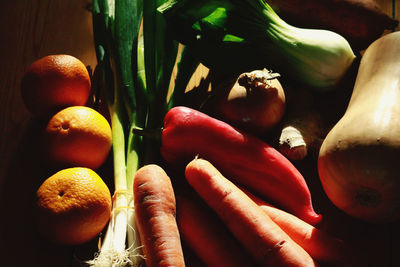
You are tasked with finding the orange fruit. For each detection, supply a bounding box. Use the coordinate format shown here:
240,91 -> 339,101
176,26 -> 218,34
21,54 -> 91,118
43,106 -> 112,170
36,167 -> 112,245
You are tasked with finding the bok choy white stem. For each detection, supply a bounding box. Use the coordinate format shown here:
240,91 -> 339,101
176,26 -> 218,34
158,0 -> 356,90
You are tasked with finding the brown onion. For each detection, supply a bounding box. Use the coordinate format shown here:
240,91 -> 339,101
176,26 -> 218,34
213,69 -> 286,136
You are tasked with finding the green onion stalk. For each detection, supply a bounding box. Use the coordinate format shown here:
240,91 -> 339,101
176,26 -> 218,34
88,0 -> 198,266
158,0 -> 356,90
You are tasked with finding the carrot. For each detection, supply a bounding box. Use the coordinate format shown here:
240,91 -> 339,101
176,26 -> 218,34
185,158 -> 317,266
176,194 -> 257,267
161,106 -> 322,225
133,164 -> 185,267
241,187 -> 356,266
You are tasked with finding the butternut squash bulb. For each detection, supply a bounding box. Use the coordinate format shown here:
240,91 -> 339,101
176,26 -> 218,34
318,32 -> 400,223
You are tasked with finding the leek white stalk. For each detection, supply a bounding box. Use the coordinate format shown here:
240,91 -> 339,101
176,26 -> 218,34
87,105 -> 143,266
89,0 -> 144,266
90,0 -> 184,265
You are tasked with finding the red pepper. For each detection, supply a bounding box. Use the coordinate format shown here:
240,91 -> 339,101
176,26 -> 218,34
161,106 -> 322,226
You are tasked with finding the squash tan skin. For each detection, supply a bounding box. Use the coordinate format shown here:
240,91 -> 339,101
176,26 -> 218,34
318,31 -> 400,223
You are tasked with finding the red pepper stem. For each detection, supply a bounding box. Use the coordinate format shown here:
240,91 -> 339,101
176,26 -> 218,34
132,126 -> 163,141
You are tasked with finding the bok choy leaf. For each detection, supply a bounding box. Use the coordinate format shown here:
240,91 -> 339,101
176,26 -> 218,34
158,0 -> 356,89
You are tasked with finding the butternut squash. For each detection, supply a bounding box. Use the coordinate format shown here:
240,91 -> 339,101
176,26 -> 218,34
318,32 -> 400,223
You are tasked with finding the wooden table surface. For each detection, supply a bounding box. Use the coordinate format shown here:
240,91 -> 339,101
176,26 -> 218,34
0,1 -> 399,266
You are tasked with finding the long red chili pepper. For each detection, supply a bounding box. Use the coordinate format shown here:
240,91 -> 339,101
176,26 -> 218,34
160,106 -> 322,225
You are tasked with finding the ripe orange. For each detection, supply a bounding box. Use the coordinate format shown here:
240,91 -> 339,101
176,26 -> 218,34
43,106 -> 112,170
36,167 -> 112,245
21,54 -> 91,118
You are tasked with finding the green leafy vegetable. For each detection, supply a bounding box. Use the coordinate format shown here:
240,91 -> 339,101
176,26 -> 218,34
158,0 -> 356,89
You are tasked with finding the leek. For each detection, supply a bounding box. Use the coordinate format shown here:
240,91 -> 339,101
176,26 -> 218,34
89,0 -> 144,265
158,0 -> 356,89
88,0 -> 197,266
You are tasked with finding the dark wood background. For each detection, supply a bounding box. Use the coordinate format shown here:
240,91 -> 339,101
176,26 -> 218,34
0,1 -> 399,266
